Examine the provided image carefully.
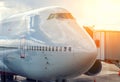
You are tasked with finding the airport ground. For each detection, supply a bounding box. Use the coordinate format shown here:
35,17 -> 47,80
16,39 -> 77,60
1,62 -> 120,82
70,62 -> 120,82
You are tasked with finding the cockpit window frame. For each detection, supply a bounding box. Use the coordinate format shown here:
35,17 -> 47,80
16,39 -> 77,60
47,13 -> 75,20
47,14 -> 55,20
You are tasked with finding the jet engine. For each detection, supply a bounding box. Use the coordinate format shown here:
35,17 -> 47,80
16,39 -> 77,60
84,60 -> 102,76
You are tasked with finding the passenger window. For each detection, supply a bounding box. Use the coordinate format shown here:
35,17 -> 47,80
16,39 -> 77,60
59,47 -> 62,51
64,47 -> 67,51
56,46 -> 58,51
68,47 -> 71,52
32,46 -> 33,51
39,46 -> 41,51
42,46 -> 44,51
45,46 -> 47,51
49,46 -> 51,51
52,47 -> 54,51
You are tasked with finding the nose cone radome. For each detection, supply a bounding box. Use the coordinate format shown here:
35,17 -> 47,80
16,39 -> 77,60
76,42 -> 97,75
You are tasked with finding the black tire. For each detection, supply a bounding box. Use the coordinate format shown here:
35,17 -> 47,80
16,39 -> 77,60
55,79 -> 67,82
26,78 -> 36,82
62,79 -> 67,82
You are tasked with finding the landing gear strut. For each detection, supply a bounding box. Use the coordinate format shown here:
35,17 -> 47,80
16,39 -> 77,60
1,74 -> 14,82
56,79 -> 67,82
26,78 -> 37,82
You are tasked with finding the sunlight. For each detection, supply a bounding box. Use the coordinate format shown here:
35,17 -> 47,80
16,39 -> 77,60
0,6 -> 11,20
95,0 -> 120,25
79,0 -> 120,30
0,2 -> 4,7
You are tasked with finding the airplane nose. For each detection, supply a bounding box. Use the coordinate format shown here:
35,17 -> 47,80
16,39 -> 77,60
86,48 -> 97,63
75,43 -> 97,74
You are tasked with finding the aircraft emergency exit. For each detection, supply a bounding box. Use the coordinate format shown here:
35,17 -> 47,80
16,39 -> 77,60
0,6 -> 101,82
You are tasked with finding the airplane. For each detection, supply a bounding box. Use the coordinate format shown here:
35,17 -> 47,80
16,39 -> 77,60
0,6 -> 102,82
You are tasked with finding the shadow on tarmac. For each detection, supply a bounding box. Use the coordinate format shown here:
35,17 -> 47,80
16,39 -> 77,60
73,74 -> 120,82
0,62 -> 120,82
0,74 -> 120,82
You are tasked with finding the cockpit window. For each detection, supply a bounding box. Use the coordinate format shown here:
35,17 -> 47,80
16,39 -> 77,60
47,13 -> 74,20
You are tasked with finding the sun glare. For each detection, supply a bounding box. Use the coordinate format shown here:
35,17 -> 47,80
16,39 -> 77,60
79,0 -> 120,30
95,0 -> 120,25
0,2 -> 4,7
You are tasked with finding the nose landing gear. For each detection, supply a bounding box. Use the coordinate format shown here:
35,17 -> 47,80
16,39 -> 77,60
1,74 -> 14,82
55,79 -> 67,82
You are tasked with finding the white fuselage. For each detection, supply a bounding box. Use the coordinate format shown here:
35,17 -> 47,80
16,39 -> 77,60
0,7 -> 97,81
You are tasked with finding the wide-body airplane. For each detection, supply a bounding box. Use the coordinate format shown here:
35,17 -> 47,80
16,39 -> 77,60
0,6 -> 101,82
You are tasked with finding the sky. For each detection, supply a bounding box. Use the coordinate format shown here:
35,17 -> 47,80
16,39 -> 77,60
0,0 -> 120,26
0,0 -> 84,20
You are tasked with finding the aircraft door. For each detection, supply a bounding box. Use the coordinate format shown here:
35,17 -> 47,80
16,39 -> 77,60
20,37 -> 26,58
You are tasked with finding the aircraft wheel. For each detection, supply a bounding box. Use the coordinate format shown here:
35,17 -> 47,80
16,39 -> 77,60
26,78 -> 36,82
56,79 -> 67,82
62,79 -> 67,82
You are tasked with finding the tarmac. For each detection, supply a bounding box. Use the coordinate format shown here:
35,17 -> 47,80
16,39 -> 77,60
0,62 -> 120,82
70,62 -> 120,82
